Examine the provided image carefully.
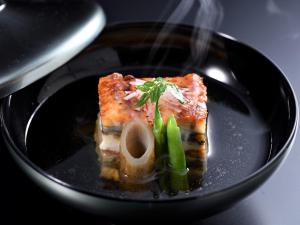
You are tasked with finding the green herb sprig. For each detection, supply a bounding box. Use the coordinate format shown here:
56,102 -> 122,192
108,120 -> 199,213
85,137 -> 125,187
135,77 -> 185,107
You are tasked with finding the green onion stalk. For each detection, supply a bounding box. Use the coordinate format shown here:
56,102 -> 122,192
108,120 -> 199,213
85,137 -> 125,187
153,100 -> 168,191
167,115 -> 189,192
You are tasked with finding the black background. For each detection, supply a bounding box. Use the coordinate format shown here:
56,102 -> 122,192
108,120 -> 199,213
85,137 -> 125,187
1,0 -> 300,224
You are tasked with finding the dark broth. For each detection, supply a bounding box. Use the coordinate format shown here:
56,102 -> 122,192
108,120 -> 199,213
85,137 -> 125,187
26,75 -> 270,200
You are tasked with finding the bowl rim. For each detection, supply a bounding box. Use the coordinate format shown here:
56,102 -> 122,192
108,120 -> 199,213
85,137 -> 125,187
0,21 -> 298,203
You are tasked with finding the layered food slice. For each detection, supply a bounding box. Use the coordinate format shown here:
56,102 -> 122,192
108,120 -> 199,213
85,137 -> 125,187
95,73 -> 208,182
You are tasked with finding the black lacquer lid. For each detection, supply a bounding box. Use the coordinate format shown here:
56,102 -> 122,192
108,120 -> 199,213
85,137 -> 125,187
0,0 -> 105,97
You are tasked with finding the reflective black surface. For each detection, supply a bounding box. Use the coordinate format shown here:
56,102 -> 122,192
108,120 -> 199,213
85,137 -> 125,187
0,1 -> 105,97
1,0 -> 300,224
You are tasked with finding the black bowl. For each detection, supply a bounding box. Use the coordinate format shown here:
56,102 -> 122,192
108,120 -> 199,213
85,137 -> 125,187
0,23 -> 298,221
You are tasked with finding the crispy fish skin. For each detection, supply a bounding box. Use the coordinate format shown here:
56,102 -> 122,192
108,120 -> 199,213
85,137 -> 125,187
98,73 -> 131,129
98,73 -> 207,131
97,73 -> 208,181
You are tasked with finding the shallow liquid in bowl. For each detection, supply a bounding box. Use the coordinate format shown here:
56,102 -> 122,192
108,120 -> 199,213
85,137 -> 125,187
26,74 -> 271,200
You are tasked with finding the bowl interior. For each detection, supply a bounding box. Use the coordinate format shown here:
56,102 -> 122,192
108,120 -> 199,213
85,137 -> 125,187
1,23 -> 297,201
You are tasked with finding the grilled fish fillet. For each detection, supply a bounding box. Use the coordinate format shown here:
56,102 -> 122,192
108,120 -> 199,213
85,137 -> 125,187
96,73 -> 208,181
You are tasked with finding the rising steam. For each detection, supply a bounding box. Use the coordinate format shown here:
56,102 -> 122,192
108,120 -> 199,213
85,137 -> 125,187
189,0 -> 224,65
149,0 -> 224,68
